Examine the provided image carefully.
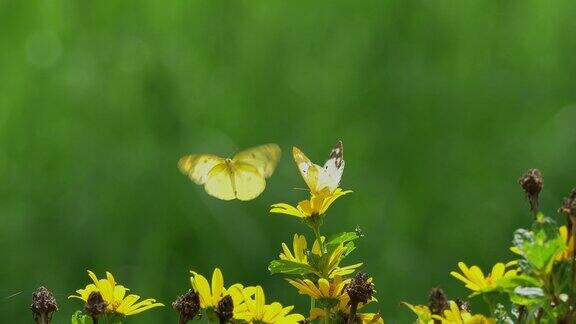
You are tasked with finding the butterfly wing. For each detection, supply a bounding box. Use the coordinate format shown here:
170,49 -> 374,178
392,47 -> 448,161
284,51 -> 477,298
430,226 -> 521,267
232,162 -> 267,201
180,143 -> 280,201
293,141 -> 345,194
292,146 -> 322,193
178,154 -> 225,184
317,141 -> 345,192
232,143 -> 282,178
203,163 -> 236,200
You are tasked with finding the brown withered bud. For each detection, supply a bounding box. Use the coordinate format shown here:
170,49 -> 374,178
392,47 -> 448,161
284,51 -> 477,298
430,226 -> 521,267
215,295 -> 234,323
559,188 -> 576,238
428,288 -> 449,317
31,286 -> 58,324
346,272 -> 374,305
84,291 -> 108,320
518,168 -> 543,215
172,289 -> 201,324
345,272 -> 375,324
559,188 -> 576,219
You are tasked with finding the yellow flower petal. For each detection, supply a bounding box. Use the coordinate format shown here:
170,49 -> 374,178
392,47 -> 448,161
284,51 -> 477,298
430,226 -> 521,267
270,203 -> 306,218
211,268 -> 224,305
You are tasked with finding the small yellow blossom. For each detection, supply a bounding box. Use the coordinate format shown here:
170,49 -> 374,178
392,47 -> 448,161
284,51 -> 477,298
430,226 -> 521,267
402,302 -> 434,324
279,234 -> 362,278
69,270 -> 164,316
450,262 -> 517,296
311,292 -> 381,324
270,188 -> 352,219
190,268 -> 244,312
434,301 -> 495,324
287,276 -> 349,301
403,301 -> 494,324
234,285 -> 304,324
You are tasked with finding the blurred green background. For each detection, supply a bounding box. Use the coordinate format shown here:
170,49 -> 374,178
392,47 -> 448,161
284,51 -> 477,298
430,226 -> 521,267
1,0 -> 576,322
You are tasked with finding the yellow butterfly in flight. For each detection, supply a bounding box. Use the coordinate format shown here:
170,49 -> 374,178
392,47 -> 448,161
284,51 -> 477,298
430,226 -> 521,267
292,141 -> 345,195
178,144 -> 281,201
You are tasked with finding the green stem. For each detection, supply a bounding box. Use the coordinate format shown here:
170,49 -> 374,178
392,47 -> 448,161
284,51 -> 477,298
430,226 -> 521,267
346,302 -> 358,324
323,307 -> 331,324
310,297 -> 316,313
482,294 -> 496,316
312,224 -> 325,256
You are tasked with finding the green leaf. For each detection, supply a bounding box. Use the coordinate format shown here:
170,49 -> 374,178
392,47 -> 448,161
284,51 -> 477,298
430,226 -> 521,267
513,225 -> 565,275
71,311 -> 94,324
524,230 -> 565,273
268,260 -> 318,275
510,287 -> 545,306
498,274 -> 542,292
326,231 -> 360,247
344,241 -> 356,257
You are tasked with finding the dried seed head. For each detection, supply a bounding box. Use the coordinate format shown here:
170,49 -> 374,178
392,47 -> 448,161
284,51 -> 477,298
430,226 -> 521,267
428,288 -> 448,316
172,289 -> 200,323
31,286 -> 58,323
560,188 -> 576,219
346,272 -> 374,305
518,168 -> 543,214
215,295 -> 234,323
84,291 -> 108,319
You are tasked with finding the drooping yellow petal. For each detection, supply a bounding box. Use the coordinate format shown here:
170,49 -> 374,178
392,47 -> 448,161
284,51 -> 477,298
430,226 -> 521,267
211,268 -> 224,305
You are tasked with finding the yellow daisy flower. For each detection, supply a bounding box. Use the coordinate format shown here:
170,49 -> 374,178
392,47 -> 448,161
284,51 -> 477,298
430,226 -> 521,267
190,268 -> 245,310
311,293 -> 381,324
270,188 -> 352,219
401,302 -> 434,324
287,276 -> 349,301
69,270 -> 164,316
279,234 -> 362,278
450,262 -> 518,296
234,285 -> 304,324
433,301 -> 495,324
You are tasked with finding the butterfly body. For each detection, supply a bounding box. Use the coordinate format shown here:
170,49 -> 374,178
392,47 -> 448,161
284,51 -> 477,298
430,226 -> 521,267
179,144 -> 281,201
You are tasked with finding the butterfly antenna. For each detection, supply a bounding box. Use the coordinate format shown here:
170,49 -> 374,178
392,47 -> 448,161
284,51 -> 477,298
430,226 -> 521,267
292,187 -> 310,191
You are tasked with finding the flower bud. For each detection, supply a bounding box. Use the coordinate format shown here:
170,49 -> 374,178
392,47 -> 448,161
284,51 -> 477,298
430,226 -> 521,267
346,272 -> 374,305
518,168 -> 543,215
215,295 -> 234,323
428,288 -> 448,317
172,289 -> 200,324
84,291 -> 108,319
560,188 -> 576,219
31,286 -> 58,324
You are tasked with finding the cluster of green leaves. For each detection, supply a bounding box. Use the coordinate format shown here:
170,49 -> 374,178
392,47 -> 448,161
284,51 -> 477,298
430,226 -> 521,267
496,214 -> 572,323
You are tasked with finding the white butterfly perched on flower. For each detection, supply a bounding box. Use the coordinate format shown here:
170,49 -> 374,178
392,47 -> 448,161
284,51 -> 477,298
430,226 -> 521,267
178,144 -> 281,201
292,141 -> 345,195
